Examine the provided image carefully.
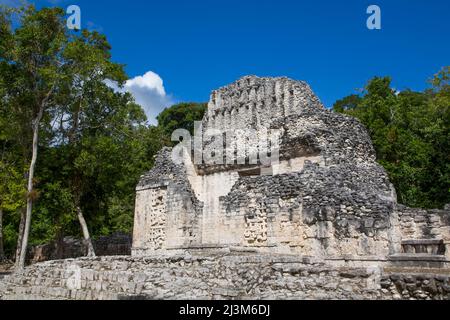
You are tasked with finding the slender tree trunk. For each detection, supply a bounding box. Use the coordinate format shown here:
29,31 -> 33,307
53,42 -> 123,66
14,207 -> 26,268
17,106 -> 45,271
76,203 -> 96,257
69,97 -> 95,257
54,228 -> 64,260
0,208 -> 5,261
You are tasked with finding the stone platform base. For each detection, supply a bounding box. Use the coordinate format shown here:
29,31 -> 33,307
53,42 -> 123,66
0,253 -> 449,300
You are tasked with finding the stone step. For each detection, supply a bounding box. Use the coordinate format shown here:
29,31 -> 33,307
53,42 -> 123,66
390,253 -> 446,261
389,253 -> 449,268
402,239 -> 444,245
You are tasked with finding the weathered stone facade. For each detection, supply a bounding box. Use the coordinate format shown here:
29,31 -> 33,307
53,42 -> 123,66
132,76 -> 450,265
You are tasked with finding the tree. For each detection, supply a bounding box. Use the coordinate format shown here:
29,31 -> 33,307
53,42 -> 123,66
50,29 -> 131,257
60,91 -> 147,254
427,67 -> 450,206
6,6 -> 68,270
0,5 -> 149,267
157,102 -> 207,138
332,94 -> 362,113
333,69 -> 450,209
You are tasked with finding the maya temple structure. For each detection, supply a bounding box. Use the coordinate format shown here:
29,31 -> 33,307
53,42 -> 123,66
132,76 -> 450,266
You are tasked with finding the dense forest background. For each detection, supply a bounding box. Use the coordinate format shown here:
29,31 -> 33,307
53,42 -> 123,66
0,6 -> 448,263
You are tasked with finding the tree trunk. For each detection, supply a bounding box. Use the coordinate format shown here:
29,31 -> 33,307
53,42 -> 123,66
76,205 -> 96,257
16,106 -> 44,270
54,228 -> 65,260
14,207 -> 26,268
69,97 -> 95,257
0,208 -> 5,261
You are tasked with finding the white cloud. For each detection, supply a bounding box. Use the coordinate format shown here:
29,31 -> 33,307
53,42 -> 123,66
107,71 -> 175,125
125,71 -> 166,97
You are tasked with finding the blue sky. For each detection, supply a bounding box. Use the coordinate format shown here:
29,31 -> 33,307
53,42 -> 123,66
2,0 -> 450,122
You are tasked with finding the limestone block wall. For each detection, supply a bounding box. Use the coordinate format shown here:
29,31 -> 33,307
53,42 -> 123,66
184,153 -> 240,245
132,186 -> 168,251
199,76 -> 325,174
219,162 -> 396,258
205,76 -> 324,133
395,206 -> 450,241
388,205 -> 450,258
271,110 -> 380,166
133,149 -> 203,256
165,182 -> 203,249
1,254 -> 450,300
184,149 -> 324,246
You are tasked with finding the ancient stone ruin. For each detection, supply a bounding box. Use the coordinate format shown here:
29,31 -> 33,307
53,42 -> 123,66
1,76 -> 449,300
132,75 -> 450,266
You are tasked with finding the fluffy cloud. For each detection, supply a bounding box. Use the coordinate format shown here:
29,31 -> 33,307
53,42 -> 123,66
108,71 -> 175,125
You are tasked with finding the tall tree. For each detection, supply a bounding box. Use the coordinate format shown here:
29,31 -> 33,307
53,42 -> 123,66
0,5 -> 147,267
52,30 -> 130,257
333,69 -> 450,209
8,6 -> 67,270
1,6 -> 58,267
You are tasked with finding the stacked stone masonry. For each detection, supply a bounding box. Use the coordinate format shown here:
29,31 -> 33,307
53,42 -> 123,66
1,254 -> 449,300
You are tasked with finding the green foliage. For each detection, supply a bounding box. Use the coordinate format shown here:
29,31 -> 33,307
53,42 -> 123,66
0,163 -> 26,213
333,68 -> 450,209
157,102 -> 207,137
0,5 -> 208,258
332,94 -> 362,113
0,5 -> 150,256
